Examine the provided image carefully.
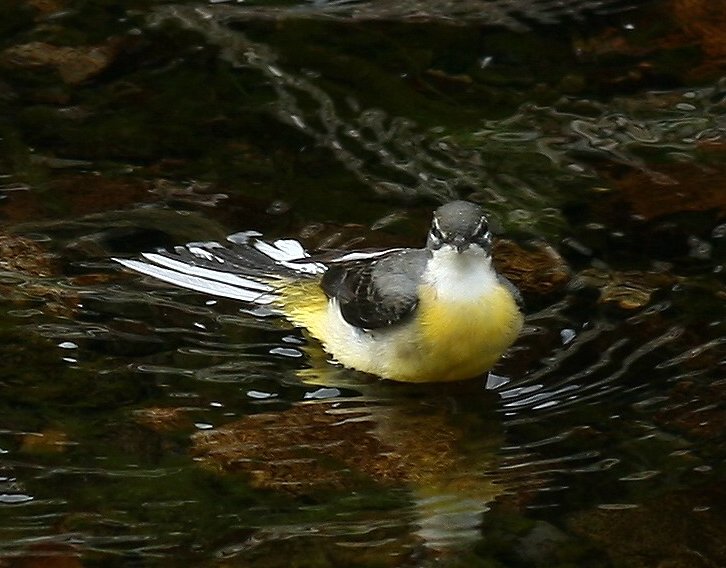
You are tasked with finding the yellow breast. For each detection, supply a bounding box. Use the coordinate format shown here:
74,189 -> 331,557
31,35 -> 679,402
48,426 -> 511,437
412,283 -> 523,382
280,277 -> 522,383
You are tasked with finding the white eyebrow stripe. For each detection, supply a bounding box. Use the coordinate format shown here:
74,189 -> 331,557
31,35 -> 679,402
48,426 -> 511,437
473,217 -> 485,234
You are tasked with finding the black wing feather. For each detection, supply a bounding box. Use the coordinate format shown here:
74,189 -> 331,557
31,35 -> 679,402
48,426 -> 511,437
153,239 -> 316,280
321,250 -> 429,329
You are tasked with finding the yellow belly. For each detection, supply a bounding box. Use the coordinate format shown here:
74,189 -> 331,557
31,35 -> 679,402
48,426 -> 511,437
281,279 -> 523,383
411,284 -> 523,382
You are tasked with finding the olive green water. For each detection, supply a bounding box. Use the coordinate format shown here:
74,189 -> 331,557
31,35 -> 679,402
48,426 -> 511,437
0,1 -> 725,566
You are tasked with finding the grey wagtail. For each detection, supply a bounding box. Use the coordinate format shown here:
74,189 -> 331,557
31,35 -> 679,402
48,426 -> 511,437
115,201 -> 523,382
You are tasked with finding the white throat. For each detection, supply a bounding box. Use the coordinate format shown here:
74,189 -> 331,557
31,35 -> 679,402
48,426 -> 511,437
422,245 -> 498,302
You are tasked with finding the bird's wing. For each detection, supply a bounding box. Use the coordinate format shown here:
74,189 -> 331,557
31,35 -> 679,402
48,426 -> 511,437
320,249 -> 430,329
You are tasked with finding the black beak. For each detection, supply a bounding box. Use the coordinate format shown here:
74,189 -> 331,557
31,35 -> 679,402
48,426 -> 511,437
452,236 -> 469,253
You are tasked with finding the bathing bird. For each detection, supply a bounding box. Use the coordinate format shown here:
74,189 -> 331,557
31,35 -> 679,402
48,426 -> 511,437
115,201 -> 523,382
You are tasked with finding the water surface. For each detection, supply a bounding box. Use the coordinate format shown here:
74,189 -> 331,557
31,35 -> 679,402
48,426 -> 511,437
0,1 -> 724,566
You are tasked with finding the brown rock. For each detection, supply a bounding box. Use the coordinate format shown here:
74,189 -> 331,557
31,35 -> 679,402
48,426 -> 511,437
2,41 -> 119,84
26,0 -> 65,17
19,429 -> 71,454
673,0 -> 726,58
134,407 -> 196,432
654,380 -> 726,442
569,484 -> 726,568
0,234 -> 56,276
191,399 -> 500,497
493,239 -> 571,297
602,160 -> 726,221
576,268 -> 677,310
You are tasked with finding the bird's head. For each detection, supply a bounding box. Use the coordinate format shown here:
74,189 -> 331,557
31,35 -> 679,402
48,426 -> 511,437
426,201 -> 492,255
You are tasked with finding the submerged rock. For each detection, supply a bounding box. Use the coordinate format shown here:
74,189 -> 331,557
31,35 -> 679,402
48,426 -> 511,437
1,40 -> 119,85
494,239 -> 571,298
568,484 -> 726,568
0,234 -> 56,276
575,268 -> 677,310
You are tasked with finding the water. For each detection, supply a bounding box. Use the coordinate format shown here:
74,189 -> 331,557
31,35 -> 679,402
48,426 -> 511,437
0,1 -> 725,566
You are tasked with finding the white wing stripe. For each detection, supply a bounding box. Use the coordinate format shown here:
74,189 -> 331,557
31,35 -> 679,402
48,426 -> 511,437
114,258 -> 277,304
187,246 -> 223,262
328,249 -> 402,262
279,260 -> 325,275
141,253 -> 273,292
252,240 -> 299,261
251,239 -> 325,274
273,239 -> 307,258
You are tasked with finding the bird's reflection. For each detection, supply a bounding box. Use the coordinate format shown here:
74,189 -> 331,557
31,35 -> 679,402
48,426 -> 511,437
192,367 -> 505,553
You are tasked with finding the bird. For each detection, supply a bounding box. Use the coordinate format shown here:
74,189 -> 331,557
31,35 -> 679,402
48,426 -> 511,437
114,201 -> 524,383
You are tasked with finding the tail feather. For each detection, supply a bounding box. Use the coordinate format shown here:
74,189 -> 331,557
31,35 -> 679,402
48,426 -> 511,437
140,253 -> 274,292
114,258 -> 278,304
250,239 -> 325,275
114,237 -> 322,305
